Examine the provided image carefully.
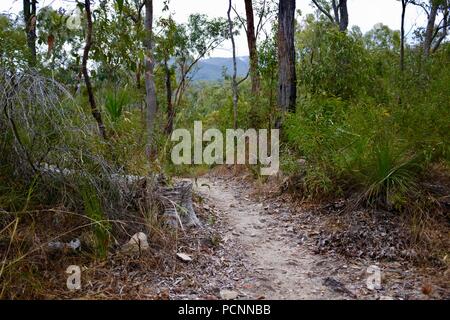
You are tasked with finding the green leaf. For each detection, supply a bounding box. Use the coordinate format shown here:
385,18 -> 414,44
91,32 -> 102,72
116,0 -> 124,13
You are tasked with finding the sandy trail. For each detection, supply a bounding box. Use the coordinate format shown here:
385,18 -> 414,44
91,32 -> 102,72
195,176 -> 349,300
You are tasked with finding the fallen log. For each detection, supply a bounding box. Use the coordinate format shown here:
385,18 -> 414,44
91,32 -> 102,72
38,163 -> 201,229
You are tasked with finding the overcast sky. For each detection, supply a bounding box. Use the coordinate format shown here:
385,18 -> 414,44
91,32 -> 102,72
1,0 -> 429,57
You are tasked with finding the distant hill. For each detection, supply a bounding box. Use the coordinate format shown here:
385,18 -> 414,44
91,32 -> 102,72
191,56 -> 249,81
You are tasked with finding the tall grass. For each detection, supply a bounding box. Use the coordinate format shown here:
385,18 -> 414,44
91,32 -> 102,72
80,182 -> 111,259
104,87 -> 132,122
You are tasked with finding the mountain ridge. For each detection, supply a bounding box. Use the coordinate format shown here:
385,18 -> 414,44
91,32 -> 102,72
192,56 -> 249,81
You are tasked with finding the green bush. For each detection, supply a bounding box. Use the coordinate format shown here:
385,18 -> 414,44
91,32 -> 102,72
283,94 -> 445,207
297,20 -> 373,99
80,182 -> 111,259
103,87 -> 133,122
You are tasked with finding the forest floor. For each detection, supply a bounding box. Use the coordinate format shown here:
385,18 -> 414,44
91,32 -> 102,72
33,169 -> 449,300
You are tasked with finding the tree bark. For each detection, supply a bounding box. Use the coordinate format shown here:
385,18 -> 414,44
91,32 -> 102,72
338,0 -> 349,32
432,1 -> 449,53
23,0 -> 37,66
136,59 -> 141,89
424,1 -> 439,58
159,180 -> 201,228
332,0 -> 340,25
244,0 -> 260,94
228,0 -> 239,130
144,0 -> 158,159
82,0 -> 107,140
277,0 -> 297,126
164,59 -> 174,135
401,0 -> 408,72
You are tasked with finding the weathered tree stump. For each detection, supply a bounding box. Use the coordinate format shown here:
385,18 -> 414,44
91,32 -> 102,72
158,180 -> 201,229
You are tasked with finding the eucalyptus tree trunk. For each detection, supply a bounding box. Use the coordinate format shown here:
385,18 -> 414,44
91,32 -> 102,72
244,0 -> 260,94
277,0 -> 297,127
401,0 -> 408,72
144,0 -> 158,159
23,0 -> 37,66
432,3 -> 449,53
228,0 -> 238,130
337,0 -> 349,32
164,59 -> 174,135
82,0 -> 107,140
424,1 -> 439,58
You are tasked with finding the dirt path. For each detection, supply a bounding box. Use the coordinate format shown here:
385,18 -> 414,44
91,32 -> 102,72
194,176 -> 351,300
68,174 -> 446,300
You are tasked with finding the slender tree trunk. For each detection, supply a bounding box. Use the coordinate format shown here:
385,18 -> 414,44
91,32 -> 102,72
144,0 -> 158,159
312,0 -> 348,31
331,0 -> 340,25
164,59 -> 174,135
23,0 -> 37,66
424,1 -> 439,58
244,0 -> 260,94
228,0 -> 238,130
269,66 -> 275,128
338,0 -> 349,32
277,0 -> 297,128
82,0 -> 107,140
432,2 -> 449,53
400,0 -> 407,72
136,59 -> 141,89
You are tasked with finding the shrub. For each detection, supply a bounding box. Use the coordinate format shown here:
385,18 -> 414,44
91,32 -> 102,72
282,95 -> 443,208
103,86 -> 133,122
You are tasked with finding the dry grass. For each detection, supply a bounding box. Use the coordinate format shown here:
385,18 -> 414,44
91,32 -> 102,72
0,204 -> 192,299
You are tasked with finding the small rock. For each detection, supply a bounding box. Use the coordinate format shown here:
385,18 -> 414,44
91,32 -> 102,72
48,238 -> 81,251
177,252 -> 193,262
68,239 -> 81,250
220,290 -> 239,300
122,232 -> 149,252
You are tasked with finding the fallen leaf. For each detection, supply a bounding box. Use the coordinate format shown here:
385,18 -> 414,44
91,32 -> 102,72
422,283 -> 433,295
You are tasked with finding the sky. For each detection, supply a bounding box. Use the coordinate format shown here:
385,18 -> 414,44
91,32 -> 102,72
0,0 -> 429,57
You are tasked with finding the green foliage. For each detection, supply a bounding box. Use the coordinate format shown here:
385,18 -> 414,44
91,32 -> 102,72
297,19 -> 372,99
0,14 -> 29,69
284,88 -> 448,206
80,182 -> 111,259
104,87 -> 132,122
107,109 -> 149,175
360,142 -> 419,207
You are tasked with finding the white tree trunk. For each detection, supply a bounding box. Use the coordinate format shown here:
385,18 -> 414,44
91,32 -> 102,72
144,0 -> 158,158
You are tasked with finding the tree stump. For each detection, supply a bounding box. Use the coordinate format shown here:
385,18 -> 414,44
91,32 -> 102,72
158,180 -> 201,229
